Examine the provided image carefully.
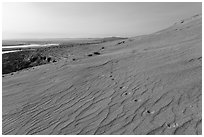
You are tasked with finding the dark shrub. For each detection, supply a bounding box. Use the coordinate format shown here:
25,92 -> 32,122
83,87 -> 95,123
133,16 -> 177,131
41,56 -> 46,60
47,57 -> 52,62
117,41 -> 125,45
93,52 -> 100,55
30,55 -> 39,62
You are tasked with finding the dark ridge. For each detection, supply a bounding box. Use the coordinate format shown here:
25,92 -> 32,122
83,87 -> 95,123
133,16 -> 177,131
2,50 -> 57,75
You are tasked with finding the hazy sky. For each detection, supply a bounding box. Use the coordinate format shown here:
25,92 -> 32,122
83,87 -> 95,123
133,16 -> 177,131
2,2 -> 201,39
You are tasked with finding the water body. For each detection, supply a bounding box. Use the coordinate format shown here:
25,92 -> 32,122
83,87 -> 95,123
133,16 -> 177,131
2,50 -> 23,54
2,43 -> 59,49
2,43 -> 59,54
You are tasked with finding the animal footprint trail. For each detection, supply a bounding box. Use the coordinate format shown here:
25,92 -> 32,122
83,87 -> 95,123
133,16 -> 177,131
2,14 -> 202,135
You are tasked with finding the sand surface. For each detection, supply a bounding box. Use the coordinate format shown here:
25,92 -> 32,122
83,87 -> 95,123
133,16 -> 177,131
2,15 -> 202,135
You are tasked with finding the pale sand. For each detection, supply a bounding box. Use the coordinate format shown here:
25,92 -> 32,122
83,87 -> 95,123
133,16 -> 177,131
2,14 -> 202,135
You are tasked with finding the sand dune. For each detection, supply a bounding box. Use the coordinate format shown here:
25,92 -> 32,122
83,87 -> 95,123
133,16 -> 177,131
2,14 -> 202,135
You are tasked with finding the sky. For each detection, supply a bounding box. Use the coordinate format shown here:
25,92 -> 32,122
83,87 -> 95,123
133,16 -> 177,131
2,2 -> 202,40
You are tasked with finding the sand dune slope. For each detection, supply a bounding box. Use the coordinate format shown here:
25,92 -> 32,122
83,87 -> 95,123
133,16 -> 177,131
2,14 -> 202,135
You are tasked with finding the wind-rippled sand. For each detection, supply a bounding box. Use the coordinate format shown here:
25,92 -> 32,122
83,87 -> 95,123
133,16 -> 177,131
2,14 -> 202,135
